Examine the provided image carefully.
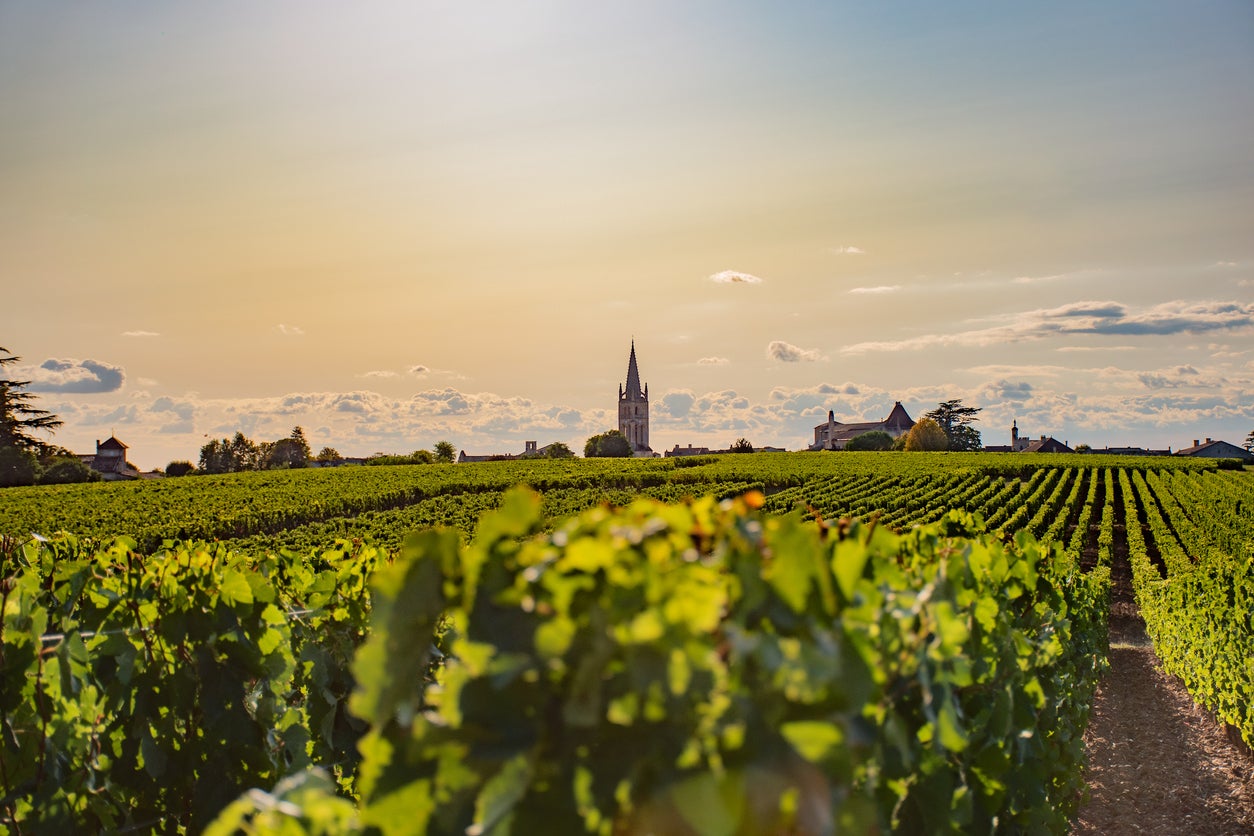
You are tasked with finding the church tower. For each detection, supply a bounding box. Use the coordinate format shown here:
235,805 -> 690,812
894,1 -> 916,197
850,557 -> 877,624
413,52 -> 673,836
618,341 -> 651,455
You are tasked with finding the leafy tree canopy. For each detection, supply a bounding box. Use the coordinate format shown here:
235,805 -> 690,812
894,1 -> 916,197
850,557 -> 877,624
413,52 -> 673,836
729,438 -> 754,453
846,431 -> 894,452
905,417 -> 949,451
39,456 -> 101,485
199,432 -> 260,474
315,447 -> 343,463
1245,430 -> 1253,452
0,346 -> 63,454
924,399 -> 982,452
543,441 -> 575,459
433,441 -> 456,464
165,460 -> 196,477
584,430 -> 633,458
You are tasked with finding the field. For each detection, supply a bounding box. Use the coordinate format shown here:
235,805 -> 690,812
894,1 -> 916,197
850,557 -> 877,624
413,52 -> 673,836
2,452 -> 1251,833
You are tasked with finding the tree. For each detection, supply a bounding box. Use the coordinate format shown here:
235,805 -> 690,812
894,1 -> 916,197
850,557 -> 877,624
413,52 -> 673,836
905,417 -> 948,451
0,347 -> 63,454
262,428 -> 311,469
165,460 -> 196,476
199,432 -> 261,474
289,426 -> 311,465
434,441 -> 456,463
1074,443 -> 1092,454
543,442 -> 575,459
315,447 -> 343,464
1245,430 -> 1253,453
0,446 -> 38,487
729,438 -> 754,453
846,431 -> 894,451
924,400 -> 982,452
584,430 -> 633,458
39,456 -> 101,485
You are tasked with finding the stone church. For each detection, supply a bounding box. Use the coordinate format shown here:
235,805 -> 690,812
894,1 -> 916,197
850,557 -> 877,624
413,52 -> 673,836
618,342 -> 653,456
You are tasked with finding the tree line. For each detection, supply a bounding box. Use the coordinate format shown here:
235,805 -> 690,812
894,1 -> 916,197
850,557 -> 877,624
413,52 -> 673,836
193,432 -> 461,474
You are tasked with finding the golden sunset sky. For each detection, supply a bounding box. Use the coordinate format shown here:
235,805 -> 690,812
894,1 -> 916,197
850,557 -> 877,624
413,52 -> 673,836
2,2 -> 1252,468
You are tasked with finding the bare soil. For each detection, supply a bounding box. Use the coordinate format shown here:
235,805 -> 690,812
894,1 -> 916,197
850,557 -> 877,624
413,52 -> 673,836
1073,616 -> 1254,835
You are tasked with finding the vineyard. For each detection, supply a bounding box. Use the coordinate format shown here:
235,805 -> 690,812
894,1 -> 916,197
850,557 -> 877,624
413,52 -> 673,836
1,452 -> 1250,833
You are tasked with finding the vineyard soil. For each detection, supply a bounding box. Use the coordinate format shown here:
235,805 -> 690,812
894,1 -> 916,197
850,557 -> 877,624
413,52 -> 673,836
1075,616 -> 1254,835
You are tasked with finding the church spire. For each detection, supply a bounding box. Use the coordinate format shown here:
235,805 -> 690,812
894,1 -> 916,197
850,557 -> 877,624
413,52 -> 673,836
624,340 -> 644,400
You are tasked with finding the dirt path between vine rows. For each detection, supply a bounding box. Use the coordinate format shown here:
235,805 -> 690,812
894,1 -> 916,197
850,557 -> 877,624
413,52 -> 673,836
1072,616 -> 1254,835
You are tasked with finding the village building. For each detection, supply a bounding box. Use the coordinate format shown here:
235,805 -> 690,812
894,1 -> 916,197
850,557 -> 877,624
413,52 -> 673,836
1087,446 -> 1173,456
984,420 -> 1072,453
1175,438 -> 1254,462
808,402 -> 915,451
1020,436 -> 1073,454
78,435 -> 142,480
664,443 -> 787,457
618,341 -> 653,457
458,440 -> 569,463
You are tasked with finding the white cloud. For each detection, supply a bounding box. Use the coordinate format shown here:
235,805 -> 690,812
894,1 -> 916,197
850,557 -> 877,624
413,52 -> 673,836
709,270 -> 764,284
122,330 -> 160,337
276,324 -> 305,336
697,356 -> 729,365
848,285 -> 900,295
25,358 -> 125,393
767,340 -> 824,363
362,370 -> 399,378
841,299 -> 1254,354
1055,345 -> 1139,353
1011,273 -> 1069,285
831,246 -> 865,255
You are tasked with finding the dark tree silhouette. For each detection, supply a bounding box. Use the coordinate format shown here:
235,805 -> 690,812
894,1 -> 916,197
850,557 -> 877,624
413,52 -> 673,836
924,400 -> 982,451
0,346 -> 63,453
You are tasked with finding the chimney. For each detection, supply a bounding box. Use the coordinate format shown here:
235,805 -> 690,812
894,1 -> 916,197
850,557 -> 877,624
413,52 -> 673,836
1193,440 -> 1199,447
1205,437 -> 1212,444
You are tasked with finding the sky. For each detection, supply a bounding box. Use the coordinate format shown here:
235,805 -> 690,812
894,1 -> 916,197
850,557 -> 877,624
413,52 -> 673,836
2,1 -> 1252,470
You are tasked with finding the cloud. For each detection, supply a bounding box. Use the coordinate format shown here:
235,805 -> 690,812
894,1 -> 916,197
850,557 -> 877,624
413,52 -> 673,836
841,299 -> 1254,354
409,365 -> 430,375
1011,273 -> 1070,285
150,396 -> 195,434
122,330 -> 160,338
410,388 -> 472,415
709,270 -> 764,284
831,246 -> 865,255
848,285 -> 900,295
26,358 -> 125,393
1055,345 -> 1139,353
697,356 -> 729,365
362,370 -> 398,378
333,391 -> 386,415
276,324 -> 305,336
767,340 -> 823,362
979,380 -> 1034,402
660,390 -> 696,419
1138,365 -> 1202,390
76,404 -> 141,427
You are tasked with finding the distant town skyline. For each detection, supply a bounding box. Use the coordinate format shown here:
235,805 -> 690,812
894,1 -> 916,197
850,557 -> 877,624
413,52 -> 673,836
3,2 -> 1252,470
